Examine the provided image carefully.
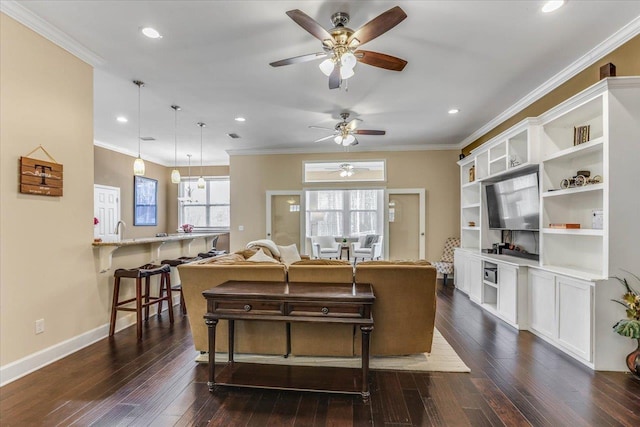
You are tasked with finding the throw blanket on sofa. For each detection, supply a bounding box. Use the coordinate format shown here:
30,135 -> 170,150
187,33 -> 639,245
246,239 -> 281,257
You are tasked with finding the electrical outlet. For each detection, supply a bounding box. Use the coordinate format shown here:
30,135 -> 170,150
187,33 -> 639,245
35,319 -> 44,334
238,225 -> 244,231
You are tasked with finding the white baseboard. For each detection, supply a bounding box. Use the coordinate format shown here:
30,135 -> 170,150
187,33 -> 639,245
0,297 -> 180,387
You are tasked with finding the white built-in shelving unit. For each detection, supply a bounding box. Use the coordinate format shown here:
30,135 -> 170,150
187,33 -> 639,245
455,77 -> 640,370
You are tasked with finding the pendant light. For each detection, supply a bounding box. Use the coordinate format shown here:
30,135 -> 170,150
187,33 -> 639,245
170,105 -> 181,183
196,122 -> 206,189
132,80 -> 145,176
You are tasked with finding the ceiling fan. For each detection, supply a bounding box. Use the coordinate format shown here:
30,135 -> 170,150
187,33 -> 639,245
310,112 -> 385,146
270,6 -> 408,89
327,163 -> 369,177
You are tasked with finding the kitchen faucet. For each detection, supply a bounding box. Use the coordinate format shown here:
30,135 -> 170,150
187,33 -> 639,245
114,220 -> 126,240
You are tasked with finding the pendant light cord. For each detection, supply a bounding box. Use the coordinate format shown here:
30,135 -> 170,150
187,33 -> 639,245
174,108 -> 178,167
137,83 -> 141,157
200,125 -> 203,177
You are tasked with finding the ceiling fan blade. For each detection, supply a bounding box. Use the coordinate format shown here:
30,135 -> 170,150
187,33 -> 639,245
309,125 -> 335,130
314,135 -> 335,142
354,129 -> 386,135
286,9 -> 334,43
328,63 -> 341,89
346,118 -> 362,131
348,6 -> 407,46
355,50 -> 407,71
350,137 -> 359,146
270,52 -> 327,67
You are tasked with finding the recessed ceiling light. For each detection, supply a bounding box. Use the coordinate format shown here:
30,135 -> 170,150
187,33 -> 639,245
541,1 -> 565,13
448,109 -> 459,115
141,27 -> 162,39
234,117 -> 246,122
116,116 -> 128,123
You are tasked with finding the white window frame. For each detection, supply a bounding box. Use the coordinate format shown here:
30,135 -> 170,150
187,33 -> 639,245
178,176 -> 230,232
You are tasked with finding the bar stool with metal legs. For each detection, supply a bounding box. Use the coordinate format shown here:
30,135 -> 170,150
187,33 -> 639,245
161,256 -> 201,315
109,263 -> 173,340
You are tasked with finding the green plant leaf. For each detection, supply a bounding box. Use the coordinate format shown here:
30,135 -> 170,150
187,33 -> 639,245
613,319 -> 640,339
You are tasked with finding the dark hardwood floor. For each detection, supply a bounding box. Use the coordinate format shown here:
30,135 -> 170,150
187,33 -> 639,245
1,281 -> 639,426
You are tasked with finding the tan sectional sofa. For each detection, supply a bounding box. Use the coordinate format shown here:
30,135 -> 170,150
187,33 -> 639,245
179,253 -> 437,357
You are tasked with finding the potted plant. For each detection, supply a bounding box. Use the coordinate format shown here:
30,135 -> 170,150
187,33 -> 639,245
612,270 -> 640,379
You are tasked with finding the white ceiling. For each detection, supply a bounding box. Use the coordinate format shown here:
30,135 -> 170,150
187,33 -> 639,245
6,1 -> 640,166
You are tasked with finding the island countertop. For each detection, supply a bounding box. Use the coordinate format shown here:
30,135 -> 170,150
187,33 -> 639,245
92,233 -> 220,272
92,233 -> 219,247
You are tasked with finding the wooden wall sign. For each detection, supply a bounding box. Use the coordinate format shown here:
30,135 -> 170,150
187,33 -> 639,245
19,146 -> 63,197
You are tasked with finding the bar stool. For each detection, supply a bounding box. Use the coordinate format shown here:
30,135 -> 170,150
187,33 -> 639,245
109,263 -> 173,340
161,256 -> 201,315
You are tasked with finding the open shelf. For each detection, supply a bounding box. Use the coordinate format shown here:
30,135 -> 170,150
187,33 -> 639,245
542,183 -> 604,198
542,228 -> 603,236
462,203 -> 481,209
543,136 -> 604,163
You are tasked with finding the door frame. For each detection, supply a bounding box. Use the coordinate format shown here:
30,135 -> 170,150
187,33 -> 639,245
265,190 -> 305,250
384,188 -> 426,260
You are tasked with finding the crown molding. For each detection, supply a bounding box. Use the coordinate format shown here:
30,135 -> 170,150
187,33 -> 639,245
458,14 -> 640,148
226,143 -> 457,157
93,140 -> 229,167
0,1 -> 105,67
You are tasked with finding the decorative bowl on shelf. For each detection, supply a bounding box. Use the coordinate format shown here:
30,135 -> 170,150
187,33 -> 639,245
181,224 -> 194,233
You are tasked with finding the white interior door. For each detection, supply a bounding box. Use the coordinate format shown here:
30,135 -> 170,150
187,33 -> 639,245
94,184 -> 120,242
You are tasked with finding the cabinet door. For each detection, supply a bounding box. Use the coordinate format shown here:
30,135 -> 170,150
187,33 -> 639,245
528,270 -> 556,339
467,256 -> 483,303
454,251 -> 468,294
557,276 -> 593,362
497,265 -> 518,324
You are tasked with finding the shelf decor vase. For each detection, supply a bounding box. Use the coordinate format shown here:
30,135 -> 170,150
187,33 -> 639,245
626,339 -> 640,379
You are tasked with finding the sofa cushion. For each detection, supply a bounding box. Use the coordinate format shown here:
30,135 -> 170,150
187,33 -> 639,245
246,248 -> 280,263
358,260 -> 431,266
277,243 -> 302,265
291,259 -> 351,266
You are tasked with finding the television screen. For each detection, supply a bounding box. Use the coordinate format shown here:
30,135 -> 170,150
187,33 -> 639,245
485,172 -> 539,230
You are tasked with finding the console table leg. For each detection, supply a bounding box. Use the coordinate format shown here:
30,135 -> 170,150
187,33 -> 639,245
205,318 -> 217,392
360,324 -> 374,402
228,319 -> 234,363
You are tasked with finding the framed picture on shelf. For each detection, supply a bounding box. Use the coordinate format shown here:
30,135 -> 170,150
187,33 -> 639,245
134,176 -> 157,226
573,125 -> 590,146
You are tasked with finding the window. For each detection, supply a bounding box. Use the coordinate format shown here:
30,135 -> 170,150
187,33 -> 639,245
303,160 -> 386,183
178,177 -> 230,230
306,189 -> 383,238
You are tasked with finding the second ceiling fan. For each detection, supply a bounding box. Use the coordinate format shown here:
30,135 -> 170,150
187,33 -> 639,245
270,6 -> 408,89
310,112 -> 385,146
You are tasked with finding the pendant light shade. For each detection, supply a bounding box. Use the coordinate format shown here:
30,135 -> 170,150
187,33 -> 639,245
133,80 -> 145,176
170,105 -> 181,183
197,122 -> 206,189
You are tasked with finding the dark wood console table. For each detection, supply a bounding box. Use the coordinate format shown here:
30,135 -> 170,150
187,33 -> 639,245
203,280 -> 375,401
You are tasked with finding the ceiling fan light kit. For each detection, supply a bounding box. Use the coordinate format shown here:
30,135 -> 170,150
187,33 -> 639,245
270,6 -> 408,89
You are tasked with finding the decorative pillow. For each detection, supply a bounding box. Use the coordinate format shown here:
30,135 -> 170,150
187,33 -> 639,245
246,248 -> 279,263
363,234 -> 378,248
290,259 -> 351,266
246,239 -> 281,257
235,248 -> 259,259
277,243 -> 301,265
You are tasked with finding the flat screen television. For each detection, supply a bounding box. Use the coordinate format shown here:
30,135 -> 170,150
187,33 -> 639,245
485,172 -> 540,231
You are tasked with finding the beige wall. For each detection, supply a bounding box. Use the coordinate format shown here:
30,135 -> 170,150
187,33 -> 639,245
229,150 -> 460,260
95,146 -> 229,236
0,15 -> 96,365
463,34 -> 640,154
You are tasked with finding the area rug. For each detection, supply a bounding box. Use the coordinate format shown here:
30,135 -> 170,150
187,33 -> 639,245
196,328 -> 470,373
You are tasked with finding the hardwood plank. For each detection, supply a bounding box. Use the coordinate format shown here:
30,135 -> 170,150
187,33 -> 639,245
471,378 -> 531,427
325,396 -> 353,427
376,371 -> 411,424
265,392 -> 301,426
